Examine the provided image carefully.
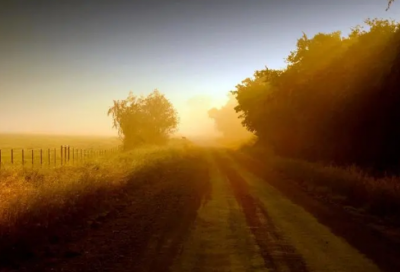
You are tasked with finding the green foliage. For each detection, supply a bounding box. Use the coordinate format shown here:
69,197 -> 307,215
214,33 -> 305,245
232,18 -> 400,173
108,90 -> 179,150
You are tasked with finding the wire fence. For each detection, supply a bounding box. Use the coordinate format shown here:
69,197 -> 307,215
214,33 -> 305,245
0,145 -> 122,169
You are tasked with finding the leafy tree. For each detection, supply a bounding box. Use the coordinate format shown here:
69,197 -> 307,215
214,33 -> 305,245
108,90 -> 179,150
231,18 -> 400,173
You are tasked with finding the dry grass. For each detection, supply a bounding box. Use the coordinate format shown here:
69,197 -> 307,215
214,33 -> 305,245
0,133 -> 121,149
0,143 -> 191,265
0,133 -> 122,168
242,147 -> 400,223
272,158 -> 400,217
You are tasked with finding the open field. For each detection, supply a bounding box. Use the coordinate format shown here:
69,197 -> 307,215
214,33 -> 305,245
0,142 -> 200,269
0,133 -> 121,150
0,134 -> 122,167
1,146 -> 398,272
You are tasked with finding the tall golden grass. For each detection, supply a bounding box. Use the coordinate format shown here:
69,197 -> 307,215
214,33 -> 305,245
271,157 -> 400,220
0,143 -> 191,265
239,145 -> 400,223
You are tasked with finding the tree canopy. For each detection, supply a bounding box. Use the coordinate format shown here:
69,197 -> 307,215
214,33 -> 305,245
221,18 -> 400,174
108,90 -> 179,150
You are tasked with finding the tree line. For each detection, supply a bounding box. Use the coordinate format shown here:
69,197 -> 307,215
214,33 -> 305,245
210,18 -> 400,174
106,4 -> 400,175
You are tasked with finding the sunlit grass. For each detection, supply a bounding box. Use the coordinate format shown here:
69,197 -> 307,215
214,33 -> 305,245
0,142 -> 190,262
0,133 -> 121,150
0,133 -> 122,168
271,157 -> 400,219
240,147 -> 400,223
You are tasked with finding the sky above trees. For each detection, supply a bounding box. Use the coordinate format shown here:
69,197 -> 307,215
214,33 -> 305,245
1,0 -> 399,136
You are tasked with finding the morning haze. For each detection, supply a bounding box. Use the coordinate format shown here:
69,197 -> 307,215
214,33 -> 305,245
0,0 -> 399,136
2,0 -> 400,271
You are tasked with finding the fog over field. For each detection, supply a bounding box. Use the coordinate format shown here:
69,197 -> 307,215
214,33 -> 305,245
1,1 -> 400,272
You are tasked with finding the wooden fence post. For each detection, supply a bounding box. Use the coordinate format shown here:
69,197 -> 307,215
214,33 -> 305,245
11,149 -> 13,164
40,149 -> 43,167
64,146 -> 67,164
31,150 -> 34,167
61,146 -> 63,165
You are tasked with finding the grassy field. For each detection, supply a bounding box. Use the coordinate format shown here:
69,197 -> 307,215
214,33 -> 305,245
0,138 -> 195,267
238,146 -> 400,225
0,133 -> 121,149
0,133 -> 122,167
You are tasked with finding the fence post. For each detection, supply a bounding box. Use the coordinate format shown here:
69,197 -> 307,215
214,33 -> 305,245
72,148 -> 74,163
64,146 -> 66,164
22,149 -> 24,166
68,146 -> 70,162
40,149 -> 43,167
61,146 -> 63,165
11,149 -> 13,164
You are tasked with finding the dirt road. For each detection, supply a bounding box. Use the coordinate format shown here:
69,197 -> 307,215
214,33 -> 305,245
14,149 -> 400,272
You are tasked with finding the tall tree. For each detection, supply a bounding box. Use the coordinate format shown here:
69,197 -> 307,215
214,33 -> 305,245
232,18 -> 400,173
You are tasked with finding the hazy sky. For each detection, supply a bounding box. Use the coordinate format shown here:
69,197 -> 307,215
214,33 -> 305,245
0,0 -> 399,136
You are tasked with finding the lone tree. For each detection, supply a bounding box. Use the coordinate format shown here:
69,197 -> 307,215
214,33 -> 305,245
108,89 -> 179,150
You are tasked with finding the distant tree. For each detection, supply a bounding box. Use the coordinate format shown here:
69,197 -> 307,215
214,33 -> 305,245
108,90 -> 179,150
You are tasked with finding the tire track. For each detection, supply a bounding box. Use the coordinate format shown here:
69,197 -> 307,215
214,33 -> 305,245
231,150 -> 400,272
214,151 -> 308,272
171,150 -> 267,272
